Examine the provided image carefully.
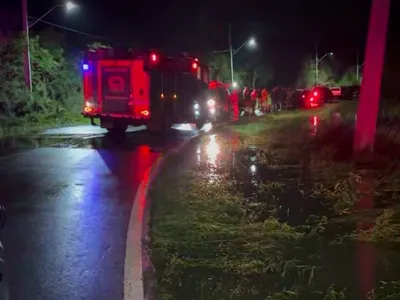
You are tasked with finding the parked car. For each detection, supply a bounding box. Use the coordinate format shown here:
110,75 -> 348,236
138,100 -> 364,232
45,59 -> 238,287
312,86 -> 335,103
331,87 -> 341,99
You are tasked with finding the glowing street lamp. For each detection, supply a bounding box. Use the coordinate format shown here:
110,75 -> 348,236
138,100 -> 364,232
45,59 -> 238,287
23,1 -> 79,91
315,49 -> 333,85
229,34 -> 257,86
66,1 -> 78,10
212,27 -> 257,87
29,2 -> 78,28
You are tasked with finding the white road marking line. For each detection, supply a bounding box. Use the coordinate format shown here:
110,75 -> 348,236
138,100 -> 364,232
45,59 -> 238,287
123,134 -> 200,300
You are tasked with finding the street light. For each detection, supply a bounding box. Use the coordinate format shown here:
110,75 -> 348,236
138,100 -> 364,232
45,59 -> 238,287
23,1 -> 78,91
29,2 -> 78,28
66,1 -> 78,10
229,28 -> 256,86
213,26 -> 256,87
248,38 -> 256,47
315,49 -> 333,85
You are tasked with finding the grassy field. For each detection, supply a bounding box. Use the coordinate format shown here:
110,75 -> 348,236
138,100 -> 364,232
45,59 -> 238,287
148,102 -> 400,299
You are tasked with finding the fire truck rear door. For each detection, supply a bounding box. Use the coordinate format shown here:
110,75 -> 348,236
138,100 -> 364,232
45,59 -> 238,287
98,60 -> 132,115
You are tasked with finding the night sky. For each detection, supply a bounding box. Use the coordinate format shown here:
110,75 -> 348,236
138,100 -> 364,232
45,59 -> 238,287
1,0 -> 400,86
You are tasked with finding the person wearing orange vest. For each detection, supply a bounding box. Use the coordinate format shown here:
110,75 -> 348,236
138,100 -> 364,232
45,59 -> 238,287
261,88 -> 269,112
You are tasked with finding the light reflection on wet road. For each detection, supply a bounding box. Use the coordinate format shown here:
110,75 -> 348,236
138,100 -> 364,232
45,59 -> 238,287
0,128 -> 197,300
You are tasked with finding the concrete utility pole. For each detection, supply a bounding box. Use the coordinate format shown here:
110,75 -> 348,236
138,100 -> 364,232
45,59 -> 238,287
22,0 -> 32,92
353,0 -> 390,152
229,23 -> 234,85
315,44 -> 319,85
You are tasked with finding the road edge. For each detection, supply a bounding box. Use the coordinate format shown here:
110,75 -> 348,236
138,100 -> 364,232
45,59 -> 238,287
123,131 -> 201,300
123,118 -> 237,300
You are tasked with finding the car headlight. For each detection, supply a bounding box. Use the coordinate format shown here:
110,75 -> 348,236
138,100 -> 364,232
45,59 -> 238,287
207,99 -> 215,106
194,103 -> 199,110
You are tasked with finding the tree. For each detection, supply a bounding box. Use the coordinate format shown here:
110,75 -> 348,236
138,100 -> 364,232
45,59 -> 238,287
246,66 -> 273,89
0,34 -> 82,125
297,58 -> 336,88
207,53 -> 247,85
338,69 -> 360,86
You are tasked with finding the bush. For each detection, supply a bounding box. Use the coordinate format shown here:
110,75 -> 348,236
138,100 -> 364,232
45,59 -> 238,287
0,34 -> 83,135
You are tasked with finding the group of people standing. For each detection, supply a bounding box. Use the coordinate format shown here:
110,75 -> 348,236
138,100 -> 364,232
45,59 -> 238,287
241,86 -> 271,114
239,86 -> 295,115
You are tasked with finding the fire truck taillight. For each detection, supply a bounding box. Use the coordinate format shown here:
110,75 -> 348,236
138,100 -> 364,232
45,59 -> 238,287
84,100 -> 97,113
141,110 -> 149,116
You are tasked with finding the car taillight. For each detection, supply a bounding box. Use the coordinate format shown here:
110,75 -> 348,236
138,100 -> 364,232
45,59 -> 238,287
150,53 -> 158,62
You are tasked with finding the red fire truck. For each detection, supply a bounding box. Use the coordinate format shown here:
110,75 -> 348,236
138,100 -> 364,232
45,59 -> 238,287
81,48 -> 229,133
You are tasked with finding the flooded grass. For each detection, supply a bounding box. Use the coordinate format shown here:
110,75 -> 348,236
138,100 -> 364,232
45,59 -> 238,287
149,103 -> 400,299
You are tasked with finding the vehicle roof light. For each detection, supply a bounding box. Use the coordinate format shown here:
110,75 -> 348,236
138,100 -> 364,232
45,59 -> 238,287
83,63 -> 89,71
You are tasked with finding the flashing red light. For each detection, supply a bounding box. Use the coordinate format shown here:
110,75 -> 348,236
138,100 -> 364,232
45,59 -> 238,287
141,110 -> 149,116
192,62 -> 197,69
313,91 -> 318,96
310,97 -> 314,102
150,53 -> 158,62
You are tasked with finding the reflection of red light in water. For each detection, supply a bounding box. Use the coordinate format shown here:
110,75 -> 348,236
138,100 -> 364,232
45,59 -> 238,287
355,175 -> 376,297
230,135 -> 240,152
313,116 -> 318,126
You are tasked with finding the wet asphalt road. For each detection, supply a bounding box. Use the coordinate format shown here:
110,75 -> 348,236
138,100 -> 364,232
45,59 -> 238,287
0,125 -> 198,300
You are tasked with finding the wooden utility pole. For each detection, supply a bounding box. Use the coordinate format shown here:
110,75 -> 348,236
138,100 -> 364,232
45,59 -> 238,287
353,0 -> 390,152
22,0 -> 32,92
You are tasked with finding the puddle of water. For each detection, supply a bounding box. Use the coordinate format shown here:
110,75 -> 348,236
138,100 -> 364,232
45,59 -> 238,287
0,130 -> 196,156
156,128 -> 400,299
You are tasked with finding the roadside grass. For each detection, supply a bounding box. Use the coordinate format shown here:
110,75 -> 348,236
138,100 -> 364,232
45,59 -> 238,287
0,110 -> 85,139
149,159 -> 347,299
149,101 -> 400,299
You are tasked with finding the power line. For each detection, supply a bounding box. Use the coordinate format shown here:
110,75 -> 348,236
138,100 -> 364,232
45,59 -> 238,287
27,16 -> 110,41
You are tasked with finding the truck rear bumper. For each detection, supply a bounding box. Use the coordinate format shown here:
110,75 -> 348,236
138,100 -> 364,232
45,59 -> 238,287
82,113 -> 148,125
